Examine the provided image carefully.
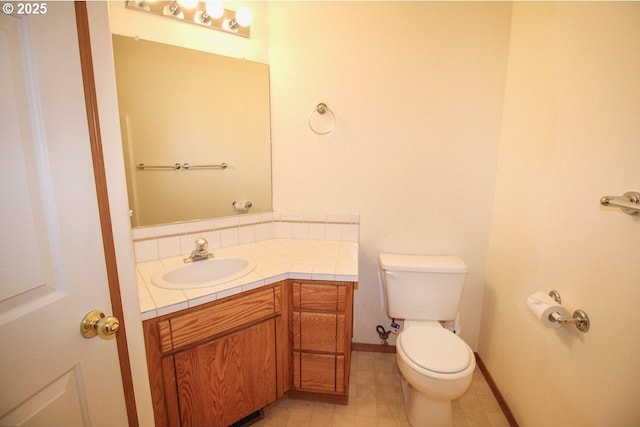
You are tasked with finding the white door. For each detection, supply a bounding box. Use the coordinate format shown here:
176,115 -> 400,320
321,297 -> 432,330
0,3 -> 128,426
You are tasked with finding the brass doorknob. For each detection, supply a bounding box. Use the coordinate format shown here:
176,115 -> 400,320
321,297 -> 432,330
80,310 -> 120,339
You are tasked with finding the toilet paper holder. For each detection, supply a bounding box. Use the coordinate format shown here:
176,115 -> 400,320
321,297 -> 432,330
547,290 -> 590,333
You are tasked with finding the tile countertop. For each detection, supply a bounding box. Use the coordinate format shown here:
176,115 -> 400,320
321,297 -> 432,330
136,239 -> 359,320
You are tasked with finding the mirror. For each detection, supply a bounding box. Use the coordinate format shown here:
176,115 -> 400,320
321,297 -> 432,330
111,35 -> 272,227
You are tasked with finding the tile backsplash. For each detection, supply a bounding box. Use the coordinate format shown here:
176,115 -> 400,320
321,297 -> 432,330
131,212 -> 360,262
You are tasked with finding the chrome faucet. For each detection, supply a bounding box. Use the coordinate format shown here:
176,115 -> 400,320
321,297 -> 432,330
184,237 -> 214,263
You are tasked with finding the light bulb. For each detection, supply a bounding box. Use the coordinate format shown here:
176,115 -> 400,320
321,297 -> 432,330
235,7 -> 252,27
205,0 -> 224,18
178,0 -> 199,9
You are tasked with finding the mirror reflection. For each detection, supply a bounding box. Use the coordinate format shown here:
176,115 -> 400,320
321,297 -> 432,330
111,35 -> 272,227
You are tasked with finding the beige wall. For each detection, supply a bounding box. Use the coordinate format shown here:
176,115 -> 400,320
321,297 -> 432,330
480,3 -> 640,426
268,2 -> 513,348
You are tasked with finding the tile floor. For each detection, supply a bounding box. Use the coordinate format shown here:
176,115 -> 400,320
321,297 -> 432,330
254,351 -> 511,427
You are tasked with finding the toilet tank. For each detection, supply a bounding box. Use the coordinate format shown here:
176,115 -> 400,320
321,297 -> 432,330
379,253 -> 468,321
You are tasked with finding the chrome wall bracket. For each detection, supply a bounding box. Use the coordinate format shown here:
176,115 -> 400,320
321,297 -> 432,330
600,191 -> 640,215
550,309 -> 590,333
548,290 -> 562,304
547,290 -> 590,333
570,310 -> 590,333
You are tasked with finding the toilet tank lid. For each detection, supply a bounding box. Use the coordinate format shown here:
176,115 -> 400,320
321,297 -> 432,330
379,254 -> 467,273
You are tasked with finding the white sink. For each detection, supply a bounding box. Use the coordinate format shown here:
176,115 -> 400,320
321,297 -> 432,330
151,257 -> 256,289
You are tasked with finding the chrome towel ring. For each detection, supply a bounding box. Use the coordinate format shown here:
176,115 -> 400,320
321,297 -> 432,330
308,102 -> 335,135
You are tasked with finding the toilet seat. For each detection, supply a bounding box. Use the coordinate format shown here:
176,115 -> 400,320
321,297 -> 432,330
399,324 -> 472,374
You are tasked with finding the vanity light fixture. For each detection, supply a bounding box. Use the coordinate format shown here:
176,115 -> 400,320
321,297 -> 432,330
125,0 -> 252,38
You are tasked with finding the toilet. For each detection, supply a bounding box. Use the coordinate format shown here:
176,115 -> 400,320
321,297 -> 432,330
379,253 -> 476,427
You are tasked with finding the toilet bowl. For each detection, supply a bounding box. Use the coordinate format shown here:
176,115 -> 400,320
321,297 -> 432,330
396,320 -> 475,427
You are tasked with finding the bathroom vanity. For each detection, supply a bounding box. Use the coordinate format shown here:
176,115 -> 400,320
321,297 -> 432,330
137,239 -> 358,427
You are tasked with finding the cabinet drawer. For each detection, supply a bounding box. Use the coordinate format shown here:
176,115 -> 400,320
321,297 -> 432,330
158,287 -> 279,353
292,352 -> 345,393
292,282 -> 346,312
292,312 -> 346,353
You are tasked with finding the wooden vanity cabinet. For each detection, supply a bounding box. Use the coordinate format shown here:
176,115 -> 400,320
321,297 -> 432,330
143,279 -> 355,426
143,282 -> 289,427
290,280 -> 354,404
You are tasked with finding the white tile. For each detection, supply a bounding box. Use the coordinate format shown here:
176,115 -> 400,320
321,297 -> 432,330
242,279 -> 266,292
262,212 -> 274,221
202,230 -> 221,249
180,233 -> 200,256
238,213 -> 262,226
325,223 -> 342,240
185,219 -> 214,233
215,216 -> 240,229
154,222 -> 186,237
254,262 -> 287,280
311,273 -> 336,281
215,285 -> 242,300
263,273 -> 288,285
131,226 -> 154,240
140,310 -> 158,321
336,262 -> 358,276
288,272 -> 313,280
327,213 -> 359,224
313,261 -> 336,274
157,235 -> 182,258
156,301 -> 189,317
292,222 -> 309,239
334,274 -> 358,282
137,284 -> 151,300
342,224 -> 359,242
133,239 -> 158,262
275,221 -> 292,239
136,259 -> 162,280
254,222 -> 272,241
303,212 -> 327,222
184,287 -> 218,308
220,228 -> 239,247
145,283 -> 177,298
308,223 -> 326,240
280,212 -> 304,221
238,225 -> 256,244
139,297 -> 157,320
237,271 -> 264,285
153,292 -> 189,316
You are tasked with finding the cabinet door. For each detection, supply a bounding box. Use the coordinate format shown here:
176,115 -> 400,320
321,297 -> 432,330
293,352 -> 337,393
173,320 -> 277,427
292,352 -> 346,394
